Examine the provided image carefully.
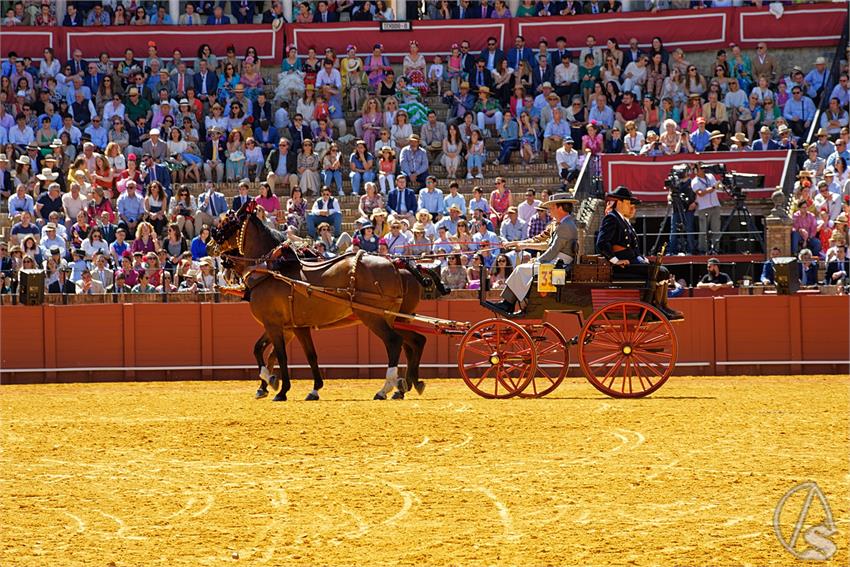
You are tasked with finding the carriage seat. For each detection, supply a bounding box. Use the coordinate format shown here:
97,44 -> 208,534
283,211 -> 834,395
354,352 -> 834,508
572,255 -> 613,283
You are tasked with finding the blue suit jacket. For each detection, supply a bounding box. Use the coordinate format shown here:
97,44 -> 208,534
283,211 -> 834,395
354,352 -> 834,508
144,164 -> 172,198
193,71 -> 219,97
751,139 -> 780,151
799,261 -> 819,286
386,189 -> 418,216
507,47 -> 535,71
206,15 -> 231,25
198,191 -> 229,217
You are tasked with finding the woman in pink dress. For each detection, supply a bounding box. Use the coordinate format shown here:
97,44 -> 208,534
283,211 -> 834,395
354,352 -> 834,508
488,177 -> 512,230
360,97 -> 383,152
365,44 -> 391,92
581,122 -> 605,176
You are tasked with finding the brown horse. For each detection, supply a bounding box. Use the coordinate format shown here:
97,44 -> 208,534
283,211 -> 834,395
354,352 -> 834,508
210,202 -> 445,401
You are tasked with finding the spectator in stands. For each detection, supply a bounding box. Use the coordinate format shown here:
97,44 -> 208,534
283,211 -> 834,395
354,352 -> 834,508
49,265 -> 76,293
206,5 -> 230,25
499,207 -> 526,243
399,134 -> 429,188
555,137 -> 579,186
418,176 -> 444,221
751,125 -> 779,151
696,257 -> 733,290
792,200 -> 821,256
797,248 -> 819,287
387,175 -> 417,224
821,98 -> 849,138
783,85 -> 816,138
307,186 -> 342,238
465,130 -> 485,180
346,140 -> 374,197
825,245 -> 848,286
8,184 -> 34,218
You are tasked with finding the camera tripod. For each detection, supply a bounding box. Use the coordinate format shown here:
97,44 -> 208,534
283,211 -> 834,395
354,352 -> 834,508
653,192 -> 697,256
713,195 -> 764,254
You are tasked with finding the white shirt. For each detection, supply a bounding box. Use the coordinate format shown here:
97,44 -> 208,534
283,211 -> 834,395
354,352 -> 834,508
517,200 -> 541,224
692,173 -> 720,210
555,147 -> 579,171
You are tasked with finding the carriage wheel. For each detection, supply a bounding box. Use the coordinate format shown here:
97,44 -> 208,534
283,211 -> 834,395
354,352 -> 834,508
458,319 -> 536,399
518,322 -> 570,398
578,301 -> 677,398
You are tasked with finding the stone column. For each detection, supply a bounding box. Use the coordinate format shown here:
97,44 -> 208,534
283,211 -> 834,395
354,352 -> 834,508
396,0 -> 407,21
283,0 -> 294,23
765,217 -> 792,257
169,0 -> 180,24
508,0 -> 521,16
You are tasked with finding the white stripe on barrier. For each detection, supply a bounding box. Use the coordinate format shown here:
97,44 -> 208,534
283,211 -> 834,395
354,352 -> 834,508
0,361 -> 722,374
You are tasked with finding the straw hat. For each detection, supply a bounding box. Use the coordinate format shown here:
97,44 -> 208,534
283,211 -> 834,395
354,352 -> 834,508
731,132 -> 749,144
542,192 -> 580,206
36,168 -> 59,181
15,155 -> 30,166
709,130 -> 724,140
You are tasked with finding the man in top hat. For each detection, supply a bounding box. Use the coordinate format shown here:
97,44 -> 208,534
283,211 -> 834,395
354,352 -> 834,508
487,193 -> 578,315
596,186 -> 683,320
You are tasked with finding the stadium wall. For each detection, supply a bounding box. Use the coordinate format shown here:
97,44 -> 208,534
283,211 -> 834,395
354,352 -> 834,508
1,295 -> 847,384
1,4 -> 845,62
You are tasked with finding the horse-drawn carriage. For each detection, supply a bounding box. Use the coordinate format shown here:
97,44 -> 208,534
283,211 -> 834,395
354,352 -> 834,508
211,202 -> 681,401
395,253 -> 680,399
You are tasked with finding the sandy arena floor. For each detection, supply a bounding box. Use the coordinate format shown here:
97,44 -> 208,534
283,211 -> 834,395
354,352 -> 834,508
1,375 -> 848,567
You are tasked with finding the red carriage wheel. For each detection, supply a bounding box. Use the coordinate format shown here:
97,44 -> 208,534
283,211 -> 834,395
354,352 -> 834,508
518,322 -> 570,398
578,301 -> 677,398
458,319 -> 536,399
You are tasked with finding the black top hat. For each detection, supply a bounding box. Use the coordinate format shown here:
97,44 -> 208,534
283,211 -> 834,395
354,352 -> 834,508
605,185 -> 641,204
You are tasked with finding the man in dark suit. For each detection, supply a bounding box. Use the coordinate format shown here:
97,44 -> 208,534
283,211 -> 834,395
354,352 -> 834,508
596,186 -> 684,320
143,154 -> 172,198
824,246 -> 848,286
533,54 -> 555,94
82,64 -> 105,94
252,92 -> 273,125
49,266 -> 76,294
479,38 -> 506,72
507,36 -> 535,72
264,138 -> 298,195
386,176 -> 418,223
470,59 -> 493,95
193,59 -> 219,103
62,4 -> 85,26
287,114 -> 313,153
750,126 -> 781,151
312,0 -> 339,22
551,36 -> 572,69
206,5 -> 230,24
458,41 -> 478,80
452,0 -> 478,19
535,0 -> 559,16
106,272 -> 132,294
232,181 -> 255,211
759,246 -> 781,284
488,193 -> 578,315
230,0 -> 255,23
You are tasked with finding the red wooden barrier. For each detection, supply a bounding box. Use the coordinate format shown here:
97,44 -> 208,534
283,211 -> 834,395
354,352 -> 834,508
1,296 -> 847,384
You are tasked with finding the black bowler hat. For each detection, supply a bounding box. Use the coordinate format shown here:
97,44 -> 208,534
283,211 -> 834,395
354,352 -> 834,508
605,185 -> 641,205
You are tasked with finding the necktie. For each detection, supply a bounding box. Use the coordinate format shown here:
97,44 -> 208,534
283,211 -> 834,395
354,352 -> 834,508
188,15 -> 192,25
477,71 -> 483,85
201,73 -> 207,94
210,195 -> 217,217
212,143 -> 218,162
151,167 -> 157,182
178,74 -> 184,93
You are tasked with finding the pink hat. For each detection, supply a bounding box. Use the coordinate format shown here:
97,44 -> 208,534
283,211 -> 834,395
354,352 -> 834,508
127,153 -> 137,161
244,56 -> 255,65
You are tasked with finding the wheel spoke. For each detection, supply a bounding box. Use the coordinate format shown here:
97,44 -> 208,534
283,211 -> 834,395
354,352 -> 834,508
631,351 -> 665,379
588,350 -> 621,367
632,347 -> 673,359
463,344 -> 493,358
630,307 -> 649,342
473,365 -> 494,388
603,355 -> 625,381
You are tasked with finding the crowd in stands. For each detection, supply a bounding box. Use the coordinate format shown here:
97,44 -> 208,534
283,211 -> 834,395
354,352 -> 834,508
1,0 -> 848,296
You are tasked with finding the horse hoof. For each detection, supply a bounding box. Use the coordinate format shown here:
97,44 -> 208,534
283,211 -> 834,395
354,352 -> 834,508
255,388 -> 269,399
413,381 -> 426,396
305,392 -> 320,401
268,376 -> 279,390
272,393 -> 287,402
373,391 -> 387,400
391,391 -> 405,400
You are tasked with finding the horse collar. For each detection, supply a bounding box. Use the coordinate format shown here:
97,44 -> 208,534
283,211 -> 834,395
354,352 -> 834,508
237,215 -> 250,256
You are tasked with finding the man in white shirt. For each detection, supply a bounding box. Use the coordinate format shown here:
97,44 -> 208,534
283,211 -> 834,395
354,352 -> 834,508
516,189 -> 541,224
307,186 -> 342,237
8,113 -> 34,148
315,59 -> 342,95
555,138 -> 580,186
691,162 -> 721,253
441,181 -> 466,217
